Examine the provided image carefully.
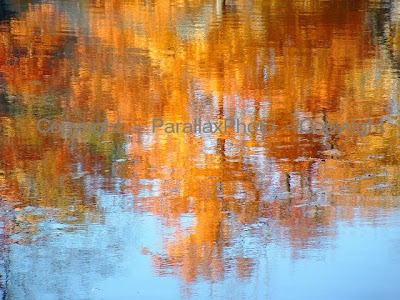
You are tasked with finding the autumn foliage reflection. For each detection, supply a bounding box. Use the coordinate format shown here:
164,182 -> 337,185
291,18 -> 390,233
0,0 -> 400,286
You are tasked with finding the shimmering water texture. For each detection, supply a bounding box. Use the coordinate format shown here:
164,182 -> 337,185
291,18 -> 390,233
1,0 -> 400,299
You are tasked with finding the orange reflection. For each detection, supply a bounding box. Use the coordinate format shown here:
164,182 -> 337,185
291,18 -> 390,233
0,0 -> 399,288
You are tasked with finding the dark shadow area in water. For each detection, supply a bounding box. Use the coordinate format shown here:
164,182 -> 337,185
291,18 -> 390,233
367,0 -> 400,76
0,0 -> 42,23
0,1 -> 16,22
0,82 -> 10,117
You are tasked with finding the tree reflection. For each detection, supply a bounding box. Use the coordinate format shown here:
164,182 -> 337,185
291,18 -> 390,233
0,0 -> 399,292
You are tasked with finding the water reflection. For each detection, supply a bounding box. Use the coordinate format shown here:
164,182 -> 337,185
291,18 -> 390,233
1,0 -> 400,298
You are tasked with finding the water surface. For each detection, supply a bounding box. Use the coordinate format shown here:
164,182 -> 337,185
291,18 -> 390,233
1,0 -> 400,299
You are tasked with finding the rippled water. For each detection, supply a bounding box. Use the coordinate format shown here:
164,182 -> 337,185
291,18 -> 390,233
1,0 -> 400,299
